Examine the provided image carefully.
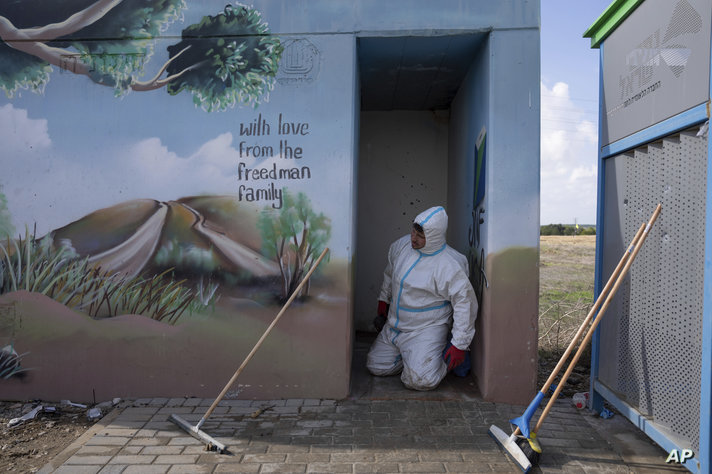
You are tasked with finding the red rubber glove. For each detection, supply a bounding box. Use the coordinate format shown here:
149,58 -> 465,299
373,301 -> 389,332
443,345 -> 466,371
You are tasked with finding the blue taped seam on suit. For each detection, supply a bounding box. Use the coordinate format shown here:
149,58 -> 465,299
418,206 -> 444,224
398,301 -> 450,312
418,243 -> 446,257
389,327 -> 401,344
395,254 -> 422,328
394,205 -> 447,328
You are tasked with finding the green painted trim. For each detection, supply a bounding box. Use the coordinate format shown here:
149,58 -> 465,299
583,0 -> 646,49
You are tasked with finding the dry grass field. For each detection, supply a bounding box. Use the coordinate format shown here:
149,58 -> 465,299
539,235 -> 596,350
538,234 -> 596,395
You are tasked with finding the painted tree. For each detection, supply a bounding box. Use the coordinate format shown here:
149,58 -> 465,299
0,0 -> 282,109
0,185 -> 13,239
258,190 -> 331,301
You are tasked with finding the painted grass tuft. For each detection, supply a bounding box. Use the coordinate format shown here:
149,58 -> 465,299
0,230 -> 217,324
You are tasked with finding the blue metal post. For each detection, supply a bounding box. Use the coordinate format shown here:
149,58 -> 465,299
590,42 -> 606,414
697,28 -> 712,472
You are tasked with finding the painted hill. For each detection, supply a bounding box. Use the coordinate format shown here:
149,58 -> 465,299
50,197 -> 279,279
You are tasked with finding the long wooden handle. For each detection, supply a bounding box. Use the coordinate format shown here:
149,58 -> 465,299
540,222 -> 645,394
533,204 -> 661,434
512,221 -> 646,438
200,247 -> 330,424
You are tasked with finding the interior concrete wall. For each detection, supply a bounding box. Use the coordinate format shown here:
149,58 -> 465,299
348,35 -> 361,341
354,111 -> 449,332
447,40 -> 489,254
448,35 -> 490,391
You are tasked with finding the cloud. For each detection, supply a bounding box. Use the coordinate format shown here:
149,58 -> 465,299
190,132 -> 241,173
0,104 -> 51,154
124,132 -> 315,200
540,81 -> 598,225
122,133 -> 242,201
129,138 -> 183,173
0,119 -> 246,234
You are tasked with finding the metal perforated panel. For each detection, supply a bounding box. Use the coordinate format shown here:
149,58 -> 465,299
599,126 -> 707,450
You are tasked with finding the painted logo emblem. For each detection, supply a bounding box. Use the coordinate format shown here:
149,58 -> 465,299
620,0 -> 702,101
277,39 -> 320,84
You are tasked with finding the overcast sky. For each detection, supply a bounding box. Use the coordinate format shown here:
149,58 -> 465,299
540,0 -> 613,225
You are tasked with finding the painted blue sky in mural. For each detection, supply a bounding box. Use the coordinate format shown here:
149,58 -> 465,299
1,66 -> 348,232
0,3 -> 352,256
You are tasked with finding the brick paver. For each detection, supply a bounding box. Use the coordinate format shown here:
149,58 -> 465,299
39,397 -> 684,473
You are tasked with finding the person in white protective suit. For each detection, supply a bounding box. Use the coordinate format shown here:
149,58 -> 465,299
366,206 -> 478,391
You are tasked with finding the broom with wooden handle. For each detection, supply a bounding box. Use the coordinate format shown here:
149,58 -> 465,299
170,247 -> 330,452
509,220 -> 646,439
531,204 -> 661,435
489,203 -> 661,472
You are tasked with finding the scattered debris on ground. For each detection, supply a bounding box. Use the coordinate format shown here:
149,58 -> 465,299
537,348 -> 592,399
0,400 -> 102,473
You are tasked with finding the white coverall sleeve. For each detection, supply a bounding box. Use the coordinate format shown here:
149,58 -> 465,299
436,264 -> 477,350
377,239 -> 398,303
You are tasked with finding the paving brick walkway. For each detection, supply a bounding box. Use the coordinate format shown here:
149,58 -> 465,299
39,396 -> 684,473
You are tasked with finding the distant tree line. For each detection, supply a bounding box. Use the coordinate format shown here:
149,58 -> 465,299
540,224 -> 595,236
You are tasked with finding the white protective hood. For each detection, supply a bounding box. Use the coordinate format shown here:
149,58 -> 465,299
413,206 -> 447,255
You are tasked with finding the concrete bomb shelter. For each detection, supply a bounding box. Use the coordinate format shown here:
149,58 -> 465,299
0,0 -> 540,405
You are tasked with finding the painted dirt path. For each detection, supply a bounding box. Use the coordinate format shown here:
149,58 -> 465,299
88,201 -> 168,277
83,200 -> 279,278
180,202 -> 279,277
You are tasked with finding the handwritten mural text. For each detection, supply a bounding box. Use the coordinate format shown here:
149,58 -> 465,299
236,114 -> 312,209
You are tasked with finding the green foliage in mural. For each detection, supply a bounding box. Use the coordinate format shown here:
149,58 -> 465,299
167,4 -> 283,110
0,230 -> 215,323
258,190 -> 331,301
0,185 -> 13,239
0,1 -> 282,107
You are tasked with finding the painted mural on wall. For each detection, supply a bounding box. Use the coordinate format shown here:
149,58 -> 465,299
0,1 -> 351,400
468,126 -> 487,304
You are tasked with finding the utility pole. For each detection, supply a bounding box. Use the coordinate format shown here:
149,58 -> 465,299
573,218 -> 578,240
